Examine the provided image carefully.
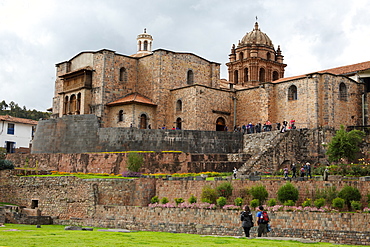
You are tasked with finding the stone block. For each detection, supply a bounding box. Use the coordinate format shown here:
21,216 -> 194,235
359,176 -> 370,181
249,176 -> 261,181
65,226 -> 82,230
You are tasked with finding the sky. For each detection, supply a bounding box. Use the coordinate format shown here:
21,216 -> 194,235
1,0 -> 370,111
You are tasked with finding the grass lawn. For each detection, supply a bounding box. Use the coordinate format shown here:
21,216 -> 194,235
0,224 -> 365,247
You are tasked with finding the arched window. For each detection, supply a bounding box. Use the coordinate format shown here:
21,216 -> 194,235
176,100 -> 182,112
176,117 -> 182,130
70,94 -> 76,114
144,41 -> 148,51
288,85 -> 298,101
244,68 -> 248,82
239,52 -> 244,61
259,68 -> 265,82
272,71 -> 279,81
138,41 -> 142,51
267,52 -> 271,60
339,83 -> 347,101
76,93 -> 81,114
118,110 -> 124,122
63,96 -> 69,115
216,117 -> 226,131
140,114 -> 147,129
187,70 -> 194,84
119,67 -> 127,82
234,70 -> 239,84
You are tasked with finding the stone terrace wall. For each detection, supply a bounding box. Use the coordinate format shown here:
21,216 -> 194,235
1,172 -> 370,245
32,115 -> 244,154
0,172 -> 156,219
54,207 -> 370,245
7,153 -> 248,174
155,179 -> 370,206
1,172 -> 370,218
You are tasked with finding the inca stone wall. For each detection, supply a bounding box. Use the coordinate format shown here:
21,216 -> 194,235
1,172 -> 369,245
54,207 -> 370,245
7,152 -> 247,174
31,114 -> 244,154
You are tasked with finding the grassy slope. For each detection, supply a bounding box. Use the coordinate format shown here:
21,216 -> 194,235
0,224 -> 365,247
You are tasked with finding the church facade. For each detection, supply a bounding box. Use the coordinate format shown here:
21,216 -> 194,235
51,23 -> 370,131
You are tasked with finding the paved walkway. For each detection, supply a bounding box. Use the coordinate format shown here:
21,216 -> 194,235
201,235 -> 318,244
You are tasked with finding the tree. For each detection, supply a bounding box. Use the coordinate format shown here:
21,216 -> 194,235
326,125 -> 365,163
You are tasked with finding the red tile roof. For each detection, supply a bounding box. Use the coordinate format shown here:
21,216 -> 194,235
317,61 -> 370,75
107,93 -> 157,106
273,61 -> 370,83
0,115 -> 38,125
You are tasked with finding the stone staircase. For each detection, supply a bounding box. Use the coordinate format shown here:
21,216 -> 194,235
237,130 -> 308,175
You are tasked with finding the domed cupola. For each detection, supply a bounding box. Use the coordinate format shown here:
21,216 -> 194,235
226,21 -> 286,87
136,28 -> 153,55
239,22 -> 273,48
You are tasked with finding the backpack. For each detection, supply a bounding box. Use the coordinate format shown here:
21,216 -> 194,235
259,211 -> 269,224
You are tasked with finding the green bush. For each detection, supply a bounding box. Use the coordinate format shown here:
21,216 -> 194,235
160,197 -> 169,204
234,197 -> 243,207
216,182 -> 233,198
338,185 -> 362,209
250,199 -> 260,209
216,197 -> 227,208
351,201 -> 362,211
201,185 -> 217,204
313,198 -> 326,208
267,198 -> 277,207
250,184 -> 268,204
188,194 -> 197,204
283,200 -> 295,206
126,152 -> 144,172
0,147 -> 6,160
332,197 -> 345,209
367,193 -> 370,204
302,198 -> 312,207
0,160 -> 14,170
174,198 -> 185,205
151,196 -> 159,204
277,182 -> 299,203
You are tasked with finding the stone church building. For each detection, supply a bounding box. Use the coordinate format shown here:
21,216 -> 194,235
51,23 -> 370,131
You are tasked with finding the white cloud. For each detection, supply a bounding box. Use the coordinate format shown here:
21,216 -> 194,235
0,0 -> 370,111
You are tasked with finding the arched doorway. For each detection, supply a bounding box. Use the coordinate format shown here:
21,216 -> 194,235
176,117 -> 182,130
140,114 -> 147,129
216,117 -> 226,131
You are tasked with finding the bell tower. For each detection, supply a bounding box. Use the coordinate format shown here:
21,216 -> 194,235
226,22 -> 286,87
136,28 -> 153,55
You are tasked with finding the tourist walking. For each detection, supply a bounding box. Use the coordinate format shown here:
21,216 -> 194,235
300,165 -> 305,177
240,206 -> 254,237
233,167 -> 237,179
283,167 -> 289,179
324,164 -> 330,181
291,163 -> 297,178
305,162 -> 312,179
256,206 -> 269,237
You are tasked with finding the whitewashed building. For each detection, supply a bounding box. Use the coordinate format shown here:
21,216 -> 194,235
0,115 -> 37,153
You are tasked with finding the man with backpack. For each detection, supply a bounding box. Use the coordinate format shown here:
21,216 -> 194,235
256,205 -> 269,237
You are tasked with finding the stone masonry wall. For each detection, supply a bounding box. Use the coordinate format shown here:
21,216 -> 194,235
1,172 -> 370,245
32,114 -> 244,154
7,152 -> 247,174
54,207 -> 370,246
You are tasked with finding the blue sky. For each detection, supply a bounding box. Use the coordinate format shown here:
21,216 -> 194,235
1,0 -> 370,111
